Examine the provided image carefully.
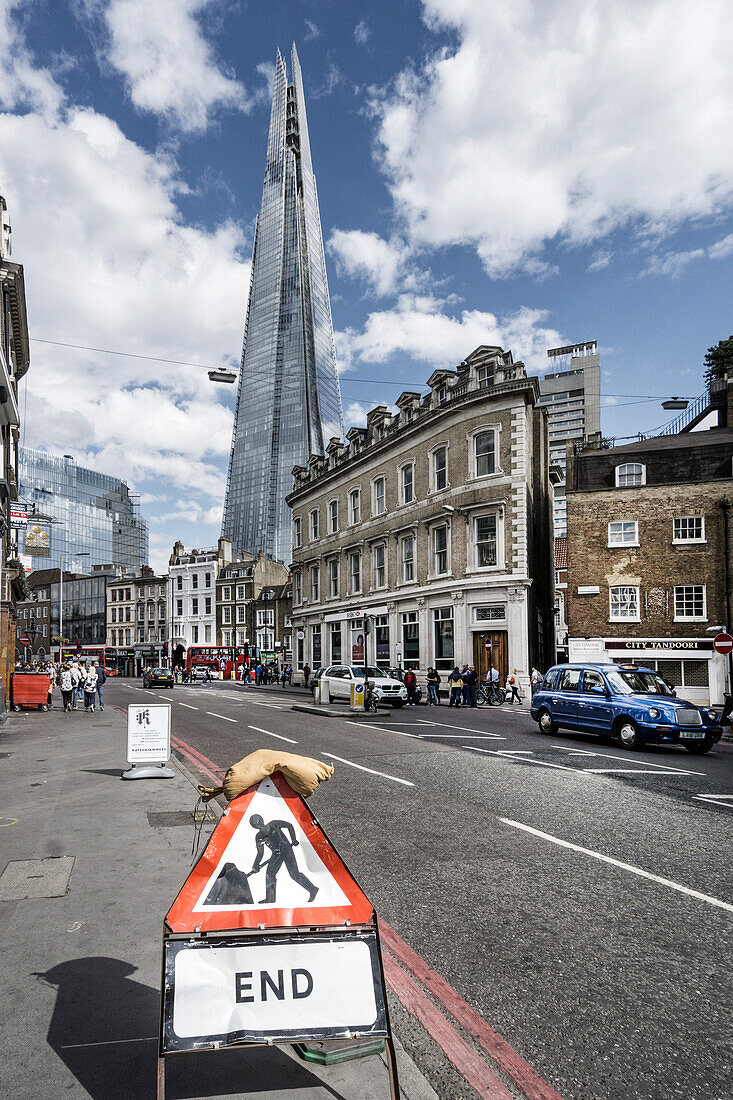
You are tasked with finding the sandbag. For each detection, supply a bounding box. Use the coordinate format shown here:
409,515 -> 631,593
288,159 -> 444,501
198,748 -> 334,802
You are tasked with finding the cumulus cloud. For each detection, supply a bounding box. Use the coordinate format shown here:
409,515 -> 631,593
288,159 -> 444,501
373,0 -> 733,276
709,233 -> 733,261
328,229 -> 412,297
343,401 -> 371,429
98,0 -> 250,131
643,232 -> 733,276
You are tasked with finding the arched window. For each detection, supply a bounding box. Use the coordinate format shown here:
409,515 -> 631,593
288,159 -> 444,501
615,462 -> 645,488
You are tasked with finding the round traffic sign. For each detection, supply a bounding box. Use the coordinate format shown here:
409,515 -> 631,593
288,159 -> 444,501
18,633 -> 30,646
713,632 -> 733,655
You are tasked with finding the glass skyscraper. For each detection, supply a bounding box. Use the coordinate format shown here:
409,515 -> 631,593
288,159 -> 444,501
18,448 -> 149,572
222,45 -> 343,563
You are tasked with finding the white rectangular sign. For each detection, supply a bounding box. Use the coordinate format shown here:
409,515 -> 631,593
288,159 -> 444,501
126,703 -> 171,764
162,932 -> 387,1052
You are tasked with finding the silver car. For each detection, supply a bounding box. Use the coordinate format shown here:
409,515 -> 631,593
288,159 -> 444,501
316,665 -> 407,708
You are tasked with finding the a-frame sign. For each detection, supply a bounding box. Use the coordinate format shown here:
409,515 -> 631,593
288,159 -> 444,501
158,773 -> 399,1098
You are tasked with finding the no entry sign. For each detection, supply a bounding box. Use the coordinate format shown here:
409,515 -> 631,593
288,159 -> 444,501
713,632 -> 733,655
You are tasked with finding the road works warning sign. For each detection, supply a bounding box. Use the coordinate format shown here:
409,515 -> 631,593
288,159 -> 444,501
165,772 -> 374,932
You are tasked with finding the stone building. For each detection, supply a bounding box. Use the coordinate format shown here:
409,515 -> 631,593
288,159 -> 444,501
287,346 -> 556,691
107,566 -> 168,674
216,554 -> 291,664
169,538 -> 232,667
565,392 -> 733,705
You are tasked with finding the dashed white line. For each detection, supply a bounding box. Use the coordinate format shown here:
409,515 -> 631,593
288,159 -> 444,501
584,768 -> 689,775
206,712 -> 237,723
345,721 -> 420,739
694,794 -> 733,809
499,818 -> 733,915
177,703 -> 198,710
465,746 -> 577,771
418,719 -> 505,738
552,747 -> 704,776
322,752 -> 414,787
247,724 -> 298,744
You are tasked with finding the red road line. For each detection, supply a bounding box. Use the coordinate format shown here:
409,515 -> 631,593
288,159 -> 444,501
382,950 -> 514,1100
170,736 -> 225,785
171,735 -> 225,777
380,920 -> 564,1100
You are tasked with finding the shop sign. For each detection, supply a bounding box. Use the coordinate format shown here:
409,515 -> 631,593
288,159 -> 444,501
25,524 -> 50,556
605,639 -> 713,652
9,504 -> 27,530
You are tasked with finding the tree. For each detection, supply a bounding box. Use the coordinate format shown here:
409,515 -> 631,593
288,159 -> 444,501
704,336 -> 733,386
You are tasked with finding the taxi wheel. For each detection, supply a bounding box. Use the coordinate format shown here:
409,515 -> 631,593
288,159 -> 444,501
537,709 -> 556,735
617,719 -> 643,750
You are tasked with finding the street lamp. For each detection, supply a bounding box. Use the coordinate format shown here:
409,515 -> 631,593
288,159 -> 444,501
208,369 -> 238,384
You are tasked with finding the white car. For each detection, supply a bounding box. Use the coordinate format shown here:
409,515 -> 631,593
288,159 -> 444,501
316,665 -> 407,708
190,666 -> 221,681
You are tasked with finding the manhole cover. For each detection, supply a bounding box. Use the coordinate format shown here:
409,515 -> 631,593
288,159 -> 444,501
147,810 -> 218,828
0,856 -> 74,900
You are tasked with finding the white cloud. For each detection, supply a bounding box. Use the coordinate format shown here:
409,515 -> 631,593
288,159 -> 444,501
336,296 -> 563,374
0,0 -> 64,117
328,229 -> 412,297
354,20 -> 370,47
343,401 -> 370,429
642,248 -> 705,278
304,19 -> 320,41
99,0 -> 250,131
588,250 -> 612,272
709,233 -> 733,260
373,0 -> 733,276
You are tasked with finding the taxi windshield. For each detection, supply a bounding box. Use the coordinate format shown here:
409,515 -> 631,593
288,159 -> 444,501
606,668 -> 675,696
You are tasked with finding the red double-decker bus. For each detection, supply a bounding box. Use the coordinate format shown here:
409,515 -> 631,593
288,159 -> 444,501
185,645 -> 251,679
60,645 -> 119,674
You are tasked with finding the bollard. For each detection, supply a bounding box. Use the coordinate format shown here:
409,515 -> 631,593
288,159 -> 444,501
350,683 -> 365,712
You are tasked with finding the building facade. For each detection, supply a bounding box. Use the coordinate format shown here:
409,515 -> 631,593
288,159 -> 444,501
16,580 -> 51,660
221,45 -> 343,564
19,448 -> 149,573
169,539 -> 232,666
554,536 -> 568,662
287,346 -> 556,691
537,341 -> 601,536
216,554 -> 291,663
107,566 -> 168,673
18,567 -> 109,657
0,195 -> 30,700
566,403 -> 733,705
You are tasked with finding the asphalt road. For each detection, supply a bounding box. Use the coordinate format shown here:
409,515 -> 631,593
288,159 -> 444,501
111,679 -> 733,1100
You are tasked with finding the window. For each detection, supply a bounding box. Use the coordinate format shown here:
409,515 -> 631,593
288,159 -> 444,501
673,516 -> 705,543
375,614 -> 389,663
223,586 -> 231,601
433,447 -> 447,491
294,572 -> 301,603
111,590 -> 117,602
126,589 -> 131,600
437,385 -> 447,403
192,598 -> 198,615
401,535 -> 415,582
615,463 -> 645,487
609,586 -> 640,621
474,430 -> 495,477
236,585 -> 245,600
192,625 -> 199,644
475,515 -> 497,567
330,621 -> 342,664
401,463 -> 414,504
581,670 -> 606,693
608,520 -> 638,546
328,499 -> 339,533
192,574 -> 198,589
237,630 -> 247,646
205,573 -> 211,588
373,477 -> 386,515
477,364 -> 494,388
176,599 -> 183,616
236,605 -> 246,623
350,552 -> 361,594
176,576 -> 182,590
293,516 -> 302,548
111,607 -> 116,623
223,630 -> 231,646
223,606 -> 232,625
204,625 -> 211,643
373,544 -> 386,588
310,565 -> 319,602
138,628 -> 144,642
349,489 -> 361,524
433,525 -> 448,575
205,597 -> 212,615
256,609 -> 274,627
309,509 -> 320,540
329,559 -> 338,599
557,667 -> 581,692
674,585 -> 706,620
433,608 -> 454,669
310,625 -> 321,667
401,611 -> 420,669
137,606 -> 144,621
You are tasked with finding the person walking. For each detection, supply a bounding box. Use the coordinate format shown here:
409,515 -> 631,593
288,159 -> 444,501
69,661 -> 82,710
59,663 -> 74,712
94,660 -> 106,711
461,665 -> 471,707
202,667 -> 209,685
506,669 -> 522,705
466,664 -> 478,708
488,664 -> 500,684
84,665 -> 98,712
448,667 -> 463,707
404,667 -> 418,706
530,666 -> 542,699
426,667 -> 441,706
302,663 -> 311,690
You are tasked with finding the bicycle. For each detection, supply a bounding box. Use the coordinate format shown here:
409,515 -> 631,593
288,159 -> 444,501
476,681 -> 506,706
364,679 -> 379,713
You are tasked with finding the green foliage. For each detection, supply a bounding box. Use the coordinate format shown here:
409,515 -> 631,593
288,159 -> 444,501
6,556 -> 30,599
704,336 -> 733,386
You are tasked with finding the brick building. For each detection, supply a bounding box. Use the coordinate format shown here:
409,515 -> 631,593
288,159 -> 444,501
216,554 -> 291,664
287,345 -> 556,691
107,566 -> 168,674
566,410 -> 733,705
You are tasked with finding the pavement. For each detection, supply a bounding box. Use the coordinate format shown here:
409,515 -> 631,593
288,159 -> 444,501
0,698 -> 439,1100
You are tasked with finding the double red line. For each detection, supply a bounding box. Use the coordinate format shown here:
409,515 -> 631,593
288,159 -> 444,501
171,735 -> 564,1100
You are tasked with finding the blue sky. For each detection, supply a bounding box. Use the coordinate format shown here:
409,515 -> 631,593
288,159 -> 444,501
2,0 -> 732,571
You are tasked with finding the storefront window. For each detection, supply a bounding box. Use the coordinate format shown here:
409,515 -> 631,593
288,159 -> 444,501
375,614 -> 389,664
311,626 -> 321,666
330,622 -> 342,664
350,623 -> 365,663
402,611 -> 419,669
433,607 -> 454,669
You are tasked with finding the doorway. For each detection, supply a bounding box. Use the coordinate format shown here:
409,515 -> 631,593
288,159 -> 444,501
473,631 -> 508,685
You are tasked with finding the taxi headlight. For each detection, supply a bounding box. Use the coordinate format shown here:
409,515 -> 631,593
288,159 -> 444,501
648,708 -> 660,720
708,710 -> 719,721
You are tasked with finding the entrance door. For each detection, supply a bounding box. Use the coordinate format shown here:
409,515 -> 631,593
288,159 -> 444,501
473,631 -> 508,685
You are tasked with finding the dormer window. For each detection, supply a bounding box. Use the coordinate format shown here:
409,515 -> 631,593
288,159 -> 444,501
437,386 -> 447,403
477,365 -> 494,388
615,462 -> 645,488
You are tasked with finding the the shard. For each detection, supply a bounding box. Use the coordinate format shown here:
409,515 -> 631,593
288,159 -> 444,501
222,45 -> 343,562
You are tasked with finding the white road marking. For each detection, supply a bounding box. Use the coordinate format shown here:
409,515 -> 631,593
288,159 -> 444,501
418,734 -> 506,740
465,746 -> 577,771
206,711 -> 237,723
322,752 -> 414,787
248,700 -> 283,709
584,768 -> 690,775
345,721 -> 420,739
418,719 -> 505,738
551,746 -> 704,775
177,703 -> 198,710
694,794 -> 733,809
247,724 -> 298,744
499,818 -> 733,915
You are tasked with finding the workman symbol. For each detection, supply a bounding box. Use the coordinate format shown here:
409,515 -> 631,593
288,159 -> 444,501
205,815 -> 319,907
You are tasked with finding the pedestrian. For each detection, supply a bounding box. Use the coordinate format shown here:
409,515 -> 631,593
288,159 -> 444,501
84,665 -> 98,712
506,669 -> 522,705
426,667 -> 441,706
202,667 -> 209,685
530,666 -> 542,699
59,663 -> 74,712
461,664 -> 471,706
303,663 -> 311,690
70,661 -> 82,710
466,664 -> 478,708
404,667 -> 419,705
488,664 -> 499,684
448,667 -> 463,707
94,659 -> 106,711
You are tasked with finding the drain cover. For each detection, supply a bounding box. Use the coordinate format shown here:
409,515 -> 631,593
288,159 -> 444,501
147,810 -> 218,828
0,856 -> 75,900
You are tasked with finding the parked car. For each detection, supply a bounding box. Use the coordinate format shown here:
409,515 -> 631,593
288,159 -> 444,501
530,663 -> 723,753
385,667 -> 423,704
315,665 -> 408,708
142,667 -> 174,689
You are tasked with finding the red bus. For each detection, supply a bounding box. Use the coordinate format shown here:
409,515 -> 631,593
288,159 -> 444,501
60,645 -> 119,674
185,645 -> 251,679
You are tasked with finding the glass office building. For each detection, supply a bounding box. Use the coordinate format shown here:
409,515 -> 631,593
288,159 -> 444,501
19,448 -> 149,572
222,45 -> 343,564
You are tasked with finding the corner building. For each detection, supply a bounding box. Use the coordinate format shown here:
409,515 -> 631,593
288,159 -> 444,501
287,347 -> 556,692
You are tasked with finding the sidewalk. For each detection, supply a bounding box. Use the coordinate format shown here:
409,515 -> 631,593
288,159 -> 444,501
0,702 -> 437,1100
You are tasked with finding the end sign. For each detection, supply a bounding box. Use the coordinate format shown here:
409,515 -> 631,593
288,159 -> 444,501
713,632 -> 733,655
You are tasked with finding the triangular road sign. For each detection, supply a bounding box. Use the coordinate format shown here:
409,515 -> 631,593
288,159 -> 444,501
166,773 -> 374,932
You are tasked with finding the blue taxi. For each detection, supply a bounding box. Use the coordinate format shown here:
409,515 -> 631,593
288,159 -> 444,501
530,663 -> 723,754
